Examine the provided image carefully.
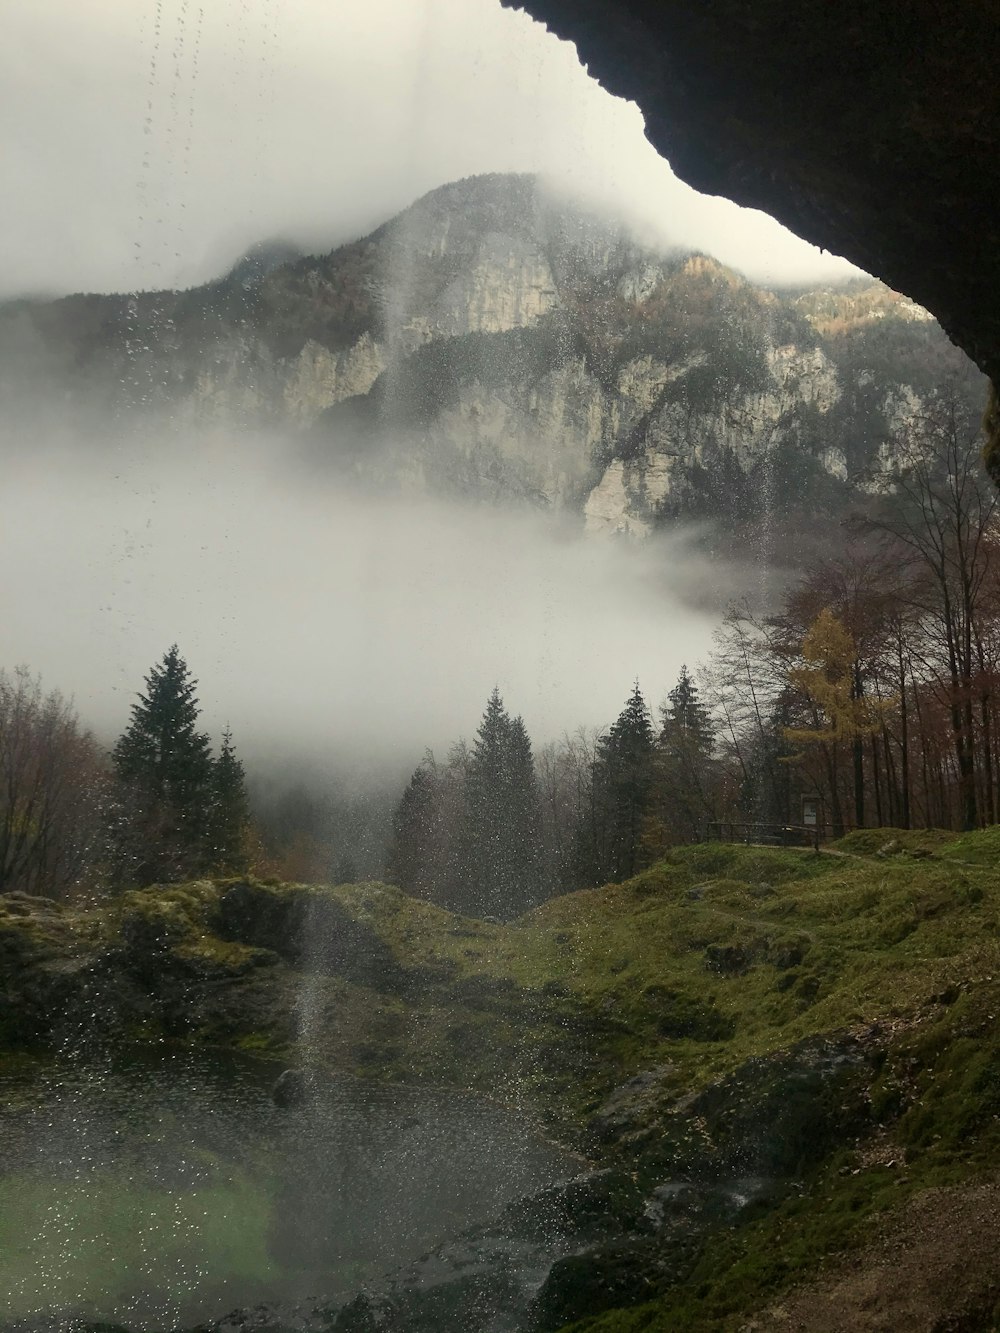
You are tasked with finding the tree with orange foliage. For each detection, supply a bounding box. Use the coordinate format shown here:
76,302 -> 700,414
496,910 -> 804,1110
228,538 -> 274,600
783,609 -> 891,835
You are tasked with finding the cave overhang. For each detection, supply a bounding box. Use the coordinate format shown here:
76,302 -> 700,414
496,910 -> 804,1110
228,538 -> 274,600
507,1 -> 1000,463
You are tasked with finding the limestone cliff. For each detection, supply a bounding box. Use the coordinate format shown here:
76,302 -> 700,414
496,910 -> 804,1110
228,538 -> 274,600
0,174 -> 981,543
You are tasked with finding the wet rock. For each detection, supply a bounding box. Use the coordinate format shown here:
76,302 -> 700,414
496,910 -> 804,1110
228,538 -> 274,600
0,1320 -> 135,1333
678,1033 -> 873,1179
770,940 -> 806,970
0,892 -> 64,918
704,941 -> 752,975
218,882 -> 410,991
0,897 -> 131,1049
165,1029 -> 877,1333
649,985 -> 736,1041
195,1302 -> 333,1332
498,1169 -> 650,1244
531,1237 -> 665,1330
120,899 -> 191,959
331,1259 -> 525,1333
587,1066 -> 675,1144
272,1067 -> 315,1108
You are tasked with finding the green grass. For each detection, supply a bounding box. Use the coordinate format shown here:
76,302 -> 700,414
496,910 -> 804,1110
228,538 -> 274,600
12,834 -> 1000,1112
561,979 -> 1000,1331
31,835 -> 1000,1111
525,831 -> 1000,1331
468,840 -> 998,1098
9,830 -> 1000,1330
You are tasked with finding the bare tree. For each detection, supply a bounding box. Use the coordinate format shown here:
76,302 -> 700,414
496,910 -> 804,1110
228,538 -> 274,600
866,383 -> 998,829
0,668 -> 107,898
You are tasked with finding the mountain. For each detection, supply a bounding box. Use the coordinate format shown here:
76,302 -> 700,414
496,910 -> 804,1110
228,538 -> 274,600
0,173 -> 983,546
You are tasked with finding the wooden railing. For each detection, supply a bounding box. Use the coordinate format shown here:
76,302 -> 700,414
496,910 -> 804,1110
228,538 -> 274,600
706,821 -> 849,849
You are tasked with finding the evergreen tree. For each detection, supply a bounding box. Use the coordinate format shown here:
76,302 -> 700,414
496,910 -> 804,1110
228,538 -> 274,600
664,666 -> 713,748
112,646 -> 213,884
650,665 -> 717,846
581,682 -> 656,884
386,758 -> 444,899
205,726 -> 250,874
459,688 -> 543,919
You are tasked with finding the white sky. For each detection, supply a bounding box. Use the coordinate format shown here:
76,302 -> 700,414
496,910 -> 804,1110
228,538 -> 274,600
1,0 -> 864,301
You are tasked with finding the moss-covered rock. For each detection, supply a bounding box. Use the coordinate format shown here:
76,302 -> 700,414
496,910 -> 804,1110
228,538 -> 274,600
10,830 -> 1000,1333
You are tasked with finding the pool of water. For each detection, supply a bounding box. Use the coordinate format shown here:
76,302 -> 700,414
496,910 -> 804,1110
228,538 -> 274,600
0,1048 -> 572,1329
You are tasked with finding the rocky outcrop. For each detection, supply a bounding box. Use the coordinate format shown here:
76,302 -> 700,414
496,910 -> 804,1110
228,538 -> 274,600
507,1 -> 1000,403
217,880 -> 416,992
183,1032 -> 876,1333
282,334 -> 386,426
7,833 -> 1000,1333
0,175 -> 980,541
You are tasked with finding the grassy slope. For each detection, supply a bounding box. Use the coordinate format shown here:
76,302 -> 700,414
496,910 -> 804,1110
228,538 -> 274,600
301,833 -> 1000,1329
6,831 -> 1000,1328
519,834 -> 1000,1330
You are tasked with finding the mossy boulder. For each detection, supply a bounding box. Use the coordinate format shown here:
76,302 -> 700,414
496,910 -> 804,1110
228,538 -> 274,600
498,1169 -> 650,1244
217,880 -> 413,991
532,1239 -> 667,1331
652,1033 -> 873,1181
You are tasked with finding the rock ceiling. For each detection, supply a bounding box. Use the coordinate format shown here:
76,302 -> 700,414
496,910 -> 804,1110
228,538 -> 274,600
507,2 -> 1000,399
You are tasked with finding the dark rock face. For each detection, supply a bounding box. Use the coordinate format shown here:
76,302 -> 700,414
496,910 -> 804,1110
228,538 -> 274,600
218,882 -> 410,991
0,888 -> 295,1055
0,896 -> 124,1050
509,2 -> 1000,395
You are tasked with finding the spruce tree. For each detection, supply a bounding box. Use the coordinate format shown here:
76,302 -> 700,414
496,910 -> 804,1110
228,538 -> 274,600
459,688 -> 543,920
112,645 -> 213,883
206,726 -> 251,874
653,665 -> 716,845
387,759 -> 444,900
582,682 -> 656,884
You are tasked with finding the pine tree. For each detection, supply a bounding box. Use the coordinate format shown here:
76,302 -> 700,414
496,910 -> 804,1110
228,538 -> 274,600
651,665 -> 716,845
112,646 -> 214,884
387,758 -> 444,899
459,688 -> 543,919
205,726 -> 250,874
582,682 -> 656,884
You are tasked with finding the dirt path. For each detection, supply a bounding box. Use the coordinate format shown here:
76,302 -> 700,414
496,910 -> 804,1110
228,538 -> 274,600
741,1181 -> 1000,1332
741,841 -> 985,870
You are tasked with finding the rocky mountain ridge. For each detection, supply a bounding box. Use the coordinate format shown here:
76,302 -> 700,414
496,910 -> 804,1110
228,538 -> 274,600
0,173 -> 982,543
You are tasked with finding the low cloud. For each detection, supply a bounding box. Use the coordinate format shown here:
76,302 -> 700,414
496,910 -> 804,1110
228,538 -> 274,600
7,428 -> 724,778
1,0 -> 863,303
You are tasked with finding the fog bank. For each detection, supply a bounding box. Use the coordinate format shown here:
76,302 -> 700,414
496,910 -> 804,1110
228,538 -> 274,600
8,432 -> 724,776
1,0 -> 863,301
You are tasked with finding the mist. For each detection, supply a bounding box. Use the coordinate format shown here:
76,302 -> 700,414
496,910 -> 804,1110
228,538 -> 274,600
6,427 -> 723,781
1,0 -> 863,302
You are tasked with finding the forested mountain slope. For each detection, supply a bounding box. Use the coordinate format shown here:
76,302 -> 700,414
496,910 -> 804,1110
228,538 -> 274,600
0,174 -> 982,545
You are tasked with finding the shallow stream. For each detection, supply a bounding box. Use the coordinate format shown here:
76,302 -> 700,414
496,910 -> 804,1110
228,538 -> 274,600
0,1048 -> 573,1329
